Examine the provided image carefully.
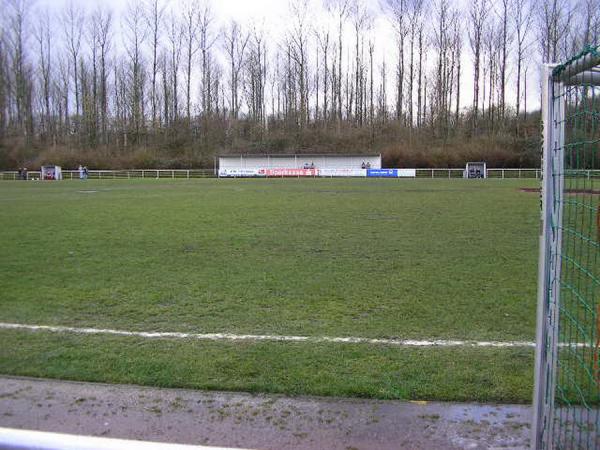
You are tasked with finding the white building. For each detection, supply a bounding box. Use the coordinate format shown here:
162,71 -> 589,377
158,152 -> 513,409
218,154 -> 381,177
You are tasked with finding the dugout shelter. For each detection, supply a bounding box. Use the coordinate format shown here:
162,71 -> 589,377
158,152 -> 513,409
464,162 -> 487,179
41,165 -> 62,181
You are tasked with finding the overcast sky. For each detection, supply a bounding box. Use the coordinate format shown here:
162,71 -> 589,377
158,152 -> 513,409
32,0 -> 542,112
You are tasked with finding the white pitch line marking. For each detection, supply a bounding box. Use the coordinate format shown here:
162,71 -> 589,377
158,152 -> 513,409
0,322 -> 546,348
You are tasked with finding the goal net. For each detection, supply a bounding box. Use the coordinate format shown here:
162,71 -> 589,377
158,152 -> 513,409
533,45 -> 600,449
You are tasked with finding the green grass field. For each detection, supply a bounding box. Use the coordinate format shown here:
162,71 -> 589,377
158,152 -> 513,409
0,178 -> 540,402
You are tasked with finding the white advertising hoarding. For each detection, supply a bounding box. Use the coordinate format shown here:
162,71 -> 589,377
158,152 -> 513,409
319,168 -> 367,177
219,167 -> 414,178
397,169 -> 417,177
218,168 -> 261,177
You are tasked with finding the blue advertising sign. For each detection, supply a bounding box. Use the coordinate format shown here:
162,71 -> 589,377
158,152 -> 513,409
367,169 -> 397,177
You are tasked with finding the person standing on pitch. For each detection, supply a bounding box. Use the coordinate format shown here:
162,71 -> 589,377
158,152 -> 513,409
78,165 -> 84,180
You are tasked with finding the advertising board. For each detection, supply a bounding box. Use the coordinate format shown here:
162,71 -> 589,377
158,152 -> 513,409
319,168 -> 366,177
367,169 -> 417,177
218,168 -> 262,177
258,168 -> 319,177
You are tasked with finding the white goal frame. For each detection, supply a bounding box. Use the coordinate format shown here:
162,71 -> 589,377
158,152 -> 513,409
532,48 -> 600,450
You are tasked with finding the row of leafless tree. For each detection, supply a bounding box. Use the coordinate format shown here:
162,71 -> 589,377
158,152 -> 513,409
0,0 -> 598,158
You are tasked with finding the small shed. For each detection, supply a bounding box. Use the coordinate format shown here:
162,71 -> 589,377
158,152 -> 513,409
41,165 -> 62,180
464,162 -> 487,179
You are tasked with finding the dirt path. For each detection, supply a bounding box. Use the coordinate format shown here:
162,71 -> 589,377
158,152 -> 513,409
0,376 -> 531,449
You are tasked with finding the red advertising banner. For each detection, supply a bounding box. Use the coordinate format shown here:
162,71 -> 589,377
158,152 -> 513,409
258,168 -> 319,177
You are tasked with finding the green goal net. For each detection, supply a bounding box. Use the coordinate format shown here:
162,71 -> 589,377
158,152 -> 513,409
533,45 -> 600,449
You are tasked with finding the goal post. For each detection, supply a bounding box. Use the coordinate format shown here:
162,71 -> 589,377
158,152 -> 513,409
533,46 -> 600,450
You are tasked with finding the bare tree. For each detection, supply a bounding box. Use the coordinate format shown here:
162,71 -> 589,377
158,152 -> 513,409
577,0 -> 599,49
406,0 -> 425,128
55,55 -> 71,142
368,39 -> 374,136
537,0 -> 571,63
245,25 -> 267,125
378,59 -> 388,123
512,0 -> 532,119
326,0 -> 351,126
196,3 -> 216,117
145,0 -> 166,128
431,0 -> 458,137
468,0 -> 488,124
113,60 -> 127,148
93,6 -> 112,145
86,9 -> 101,145
416,12 -> 426,127
351,0 -> 372,126
182,0 -> 201,124
166,11 -> 183,125
496,0 -> 511,120
123,0 -> 148,141
34,7 -> 53,140
453,17 -> 462,127
6,0 -> 34,138
223,20 -> 249,119
385,0 -> 408,123
0,22 -> 7,138
315,25 -> 331,123
482,19 -> 500,126
287,0 -> 311,128
63,1 -> 84,120
160,49 -> 171,126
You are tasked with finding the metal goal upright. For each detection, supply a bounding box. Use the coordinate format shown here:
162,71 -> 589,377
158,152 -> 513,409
533,45 -> 600,449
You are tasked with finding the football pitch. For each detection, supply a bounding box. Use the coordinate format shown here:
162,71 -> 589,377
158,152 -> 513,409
0,178 -> 540,403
